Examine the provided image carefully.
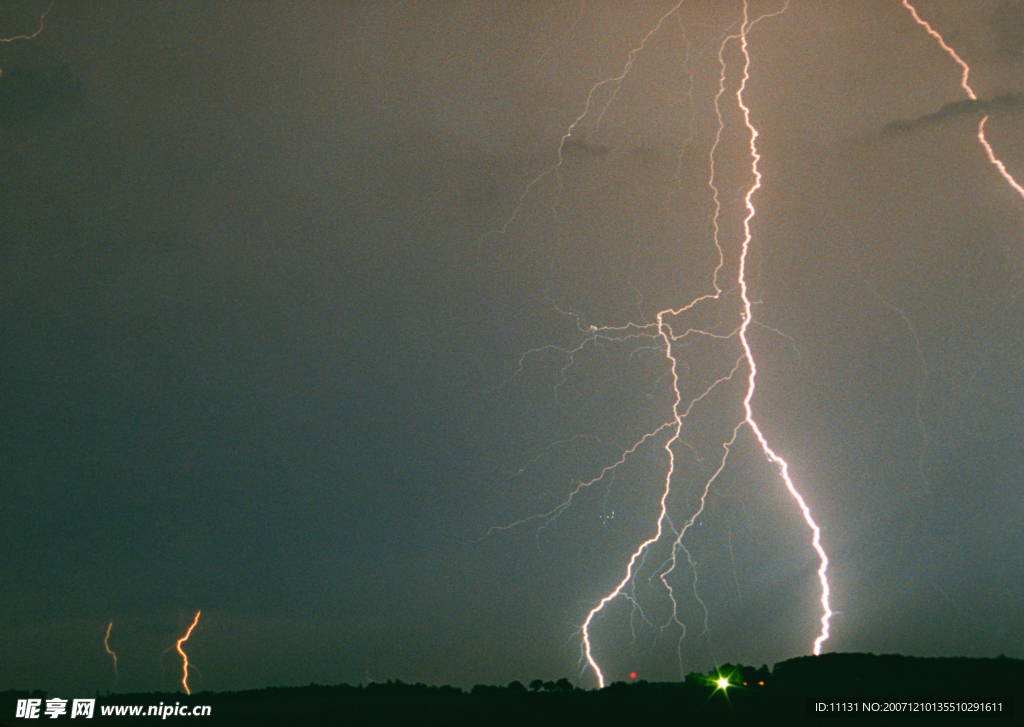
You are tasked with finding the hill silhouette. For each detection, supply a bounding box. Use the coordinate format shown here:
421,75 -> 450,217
2,653 -> 1017,726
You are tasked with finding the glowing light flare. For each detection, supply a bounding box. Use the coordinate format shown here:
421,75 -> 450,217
900,0 -> 1024,201
715,676 -> 730,691
0,0 -> 54,78
103,621 -> 118,685
175,611 -> 201,695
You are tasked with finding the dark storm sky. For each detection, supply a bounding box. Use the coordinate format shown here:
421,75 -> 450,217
2,0 -> 1022,694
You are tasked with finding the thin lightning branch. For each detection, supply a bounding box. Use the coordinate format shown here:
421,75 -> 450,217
727,530 -> 743,605
658,377 -> 745,672
175,611 -> 201,696
104,621 -> 118,686
505,433 -> 623,480
706,21 -> 745,296
159,646 -> 174,686
486,2 -> 686,238
485,423 -> 674,543
0,0 -> 54,78
669,24 -> 697,200
682,543 -> 711,645
900,0 -> 1024,202
492,305 -> 662,397
835,207 -> 935,511
865,282 -> 932,497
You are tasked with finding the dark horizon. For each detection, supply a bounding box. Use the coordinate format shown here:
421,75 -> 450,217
2,0 -> 1022,696
5,654 -> 1020,726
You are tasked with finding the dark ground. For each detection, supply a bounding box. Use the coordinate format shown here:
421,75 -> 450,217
2,653 -> 1019,726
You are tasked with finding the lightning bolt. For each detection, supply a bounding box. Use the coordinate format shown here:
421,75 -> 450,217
103,621 -> 118,686
488,0 -> 832,689
0,0 -> 54,78
175,610 -> 201,695
900,0 -> 1024,202
580,0 -> 832,689
730,0 -> 831,657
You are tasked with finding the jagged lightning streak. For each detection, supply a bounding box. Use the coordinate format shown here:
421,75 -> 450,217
0,0 -> 54,78
900,0 -> 1024,201
576,1 -> 831,688
175,610 -> 201,695
104,621 -> 118,686
490,0 -> 833,689
732,0 -> 831,657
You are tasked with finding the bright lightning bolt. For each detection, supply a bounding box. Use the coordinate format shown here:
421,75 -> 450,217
900,0 -> 1024,202
579,2 -> 830,689
0,0 -> 54,78
175,610 -> 201,696
730,0 -> 832,658
489,0 -> 833,690
104,621 -> 118,686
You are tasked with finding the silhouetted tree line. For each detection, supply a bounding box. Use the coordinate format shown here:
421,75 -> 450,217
2,654 -> 1019,726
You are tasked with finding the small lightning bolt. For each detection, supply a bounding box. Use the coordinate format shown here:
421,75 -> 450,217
900,0 -> 1024,202
0,0 -> 54,78
175,610 -> 201,695
103,621 -> 118,686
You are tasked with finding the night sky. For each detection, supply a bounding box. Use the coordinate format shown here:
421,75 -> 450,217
2,0 -> 1022,695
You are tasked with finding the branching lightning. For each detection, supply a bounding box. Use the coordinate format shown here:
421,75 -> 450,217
175,611 -> 201,696
104,621 -> 118,686
900,0 -> 1024,201
0,0 -> 54,78
487,2 -> 686,237
488,0 -> 832,689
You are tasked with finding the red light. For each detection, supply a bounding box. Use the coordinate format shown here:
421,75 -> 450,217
629,672 -> 637,680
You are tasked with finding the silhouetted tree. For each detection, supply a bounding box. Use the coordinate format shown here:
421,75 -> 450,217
507,681 -> 526,694
684,672 -> 704,687
529,679 -> 544,692
554,678 -> 573,692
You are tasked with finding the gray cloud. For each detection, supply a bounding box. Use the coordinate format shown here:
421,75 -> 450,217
883,93 -> 1024,134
